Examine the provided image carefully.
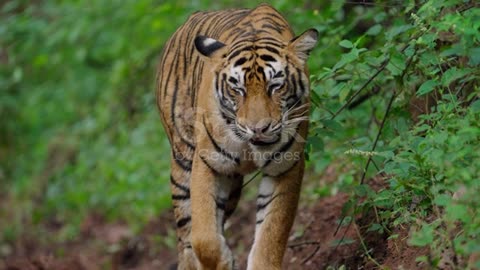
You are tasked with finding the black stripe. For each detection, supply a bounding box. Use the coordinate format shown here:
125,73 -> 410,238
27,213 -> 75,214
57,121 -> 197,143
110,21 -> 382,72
204,117 -> 241,165
161,33 -> 178,98
257,193 -> 280,211
216,197 -> 227,211
260,54 -> 276,62
261,23 -> 284,34
228,77 -> 238,84
290,73 -> 298,96
258,46 -> 280,54
228,45 -> 253,60
173,150 -> 193,172
297,68 -> 306,96
176,216 -> 191,228
258,193 -> 272,199
234,57 -> 247,66
285,58 -> 290,79
199,154 -> 220,175
256,219 -> 264,224
191,57 -> 200,106
171,78 -> 196,150
273,71 -> 284,78
193,61 -> 203,109
172,194 -> 190,200
262,12 -> 287,24
276,133 -> 296,152
264,160 -> 300,178
254,36 -> 284,43
170,175 -> 190,194
258,41 -> 284,48
257,66 -> 266,81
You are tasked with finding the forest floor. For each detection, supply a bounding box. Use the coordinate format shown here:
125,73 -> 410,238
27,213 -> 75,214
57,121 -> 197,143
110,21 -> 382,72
1,176 -> 427,270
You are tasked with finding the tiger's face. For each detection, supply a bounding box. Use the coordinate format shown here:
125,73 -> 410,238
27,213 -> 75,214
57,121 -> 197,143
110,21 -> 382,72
195,29 -> 318,146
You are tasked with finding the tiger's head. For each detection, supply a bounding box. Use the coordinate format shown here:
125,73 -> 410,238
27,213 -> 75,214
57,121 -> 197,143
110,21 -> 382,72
194,29 -> 318,146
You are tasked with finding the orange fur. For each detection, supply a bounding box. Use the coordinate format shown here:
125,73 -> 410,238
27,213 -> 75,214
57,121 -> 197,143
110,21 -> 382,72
156,4 -> 317,269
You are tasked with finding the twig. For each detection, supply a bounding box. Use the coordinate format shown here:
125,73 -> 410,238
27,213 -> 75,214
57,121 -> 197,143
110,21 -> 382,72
242,171 -> 261,188
301,244 -> 321,265
331,58 -> 389,120
288,240 -> 321,249
353,222 -> 383,268
360,90 -> 396,185
333,89 -> 397,250
332,37 -> 416,120
287,241 -> 321,265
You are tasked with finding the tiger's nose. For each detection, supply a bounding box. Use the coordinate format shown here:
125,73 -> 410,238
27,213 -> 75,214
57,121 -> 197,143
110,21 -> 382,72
249,122 -> 271,135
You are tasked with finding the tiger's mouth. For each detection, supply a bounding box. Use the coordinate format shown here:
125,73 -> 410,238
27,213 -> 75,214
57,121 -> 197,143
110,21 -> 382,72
249,135 -> 281,146
233,120 -> 283,146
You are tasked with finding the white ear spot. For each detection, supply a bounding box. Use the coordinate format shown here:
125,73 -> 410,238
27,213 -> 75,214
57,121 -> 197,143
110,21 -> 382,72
203,37 -> 218,47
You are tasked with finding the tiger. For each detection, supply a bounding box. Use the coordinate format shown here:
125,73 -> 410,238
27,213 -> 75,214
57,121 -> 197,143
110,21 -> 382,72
156,4 -> 318,270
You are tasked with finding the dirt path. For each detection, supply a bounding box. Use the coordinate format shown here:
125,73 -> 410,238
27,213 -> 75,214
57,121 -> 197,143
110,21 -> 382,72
1,186 -> 427,270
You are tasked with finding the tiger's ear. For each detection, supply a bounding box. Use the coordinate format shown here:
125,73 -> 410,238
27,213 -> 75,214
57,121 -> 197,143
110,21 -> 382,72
288,29 -> 319,63
194,36 -> 227,60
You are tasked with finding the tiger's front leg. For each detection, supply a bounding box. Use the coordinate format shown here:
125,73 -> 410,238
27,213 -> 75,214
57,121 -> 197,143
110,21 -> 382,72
247,158 -> 305,270
190,150 -> 235,270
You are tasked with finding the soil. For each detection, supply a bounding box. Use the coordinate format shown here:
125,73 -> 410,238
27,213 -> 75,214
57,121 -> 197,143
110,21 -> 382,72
1,179 -> 428,270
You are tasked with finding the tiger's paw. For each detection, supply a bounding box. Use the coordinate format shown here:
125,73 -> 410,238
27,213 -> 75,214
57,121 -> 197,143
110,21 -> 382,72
192,234 -> 233,270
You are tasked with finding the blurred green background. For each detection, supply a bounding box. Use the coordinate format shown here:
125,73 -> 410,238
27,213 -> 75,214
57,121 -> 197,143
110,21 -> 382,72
1,0 -> 479,266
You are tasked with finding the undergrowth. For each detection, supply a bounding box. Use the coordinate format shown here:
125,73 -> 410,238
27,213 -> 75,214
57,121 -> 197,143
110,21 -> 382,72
306,0 -> 479,268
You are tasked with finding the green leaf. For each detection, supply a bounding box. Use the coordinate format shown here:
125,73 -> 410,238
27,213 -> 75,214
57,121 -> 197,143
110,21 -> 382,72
331,82 -> 346,96
441,67 -> 471,86
367,223 -> 384,233
339,39 -> 353,48
409,223 -> 435,247
308,136 -> 324,152
338,83 -> 351,102
333,50 -> 359,70
471,100 -> 480,112
366,24 -> 382,36
321,119 -> 342,132
468,47 -> 480,66
386,51 -> 406,76
310,89 -> 322,108
386,24 -> 413,41
433,194 -> 451,206
416,80 -> 438,96
446,203 -> 470,223
354,184 -> 371,197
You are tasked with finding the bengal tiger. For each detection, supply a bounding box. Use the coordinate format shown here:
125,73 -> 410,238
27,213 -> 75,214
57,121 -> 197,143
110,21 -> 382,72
156,4 -> 318,269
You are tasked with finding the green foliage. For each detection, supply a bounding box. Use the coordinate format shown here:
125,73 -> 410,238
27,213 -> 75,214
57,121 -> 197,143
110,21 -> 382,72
0,0 -> 195,232
305,0 -> 479,266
